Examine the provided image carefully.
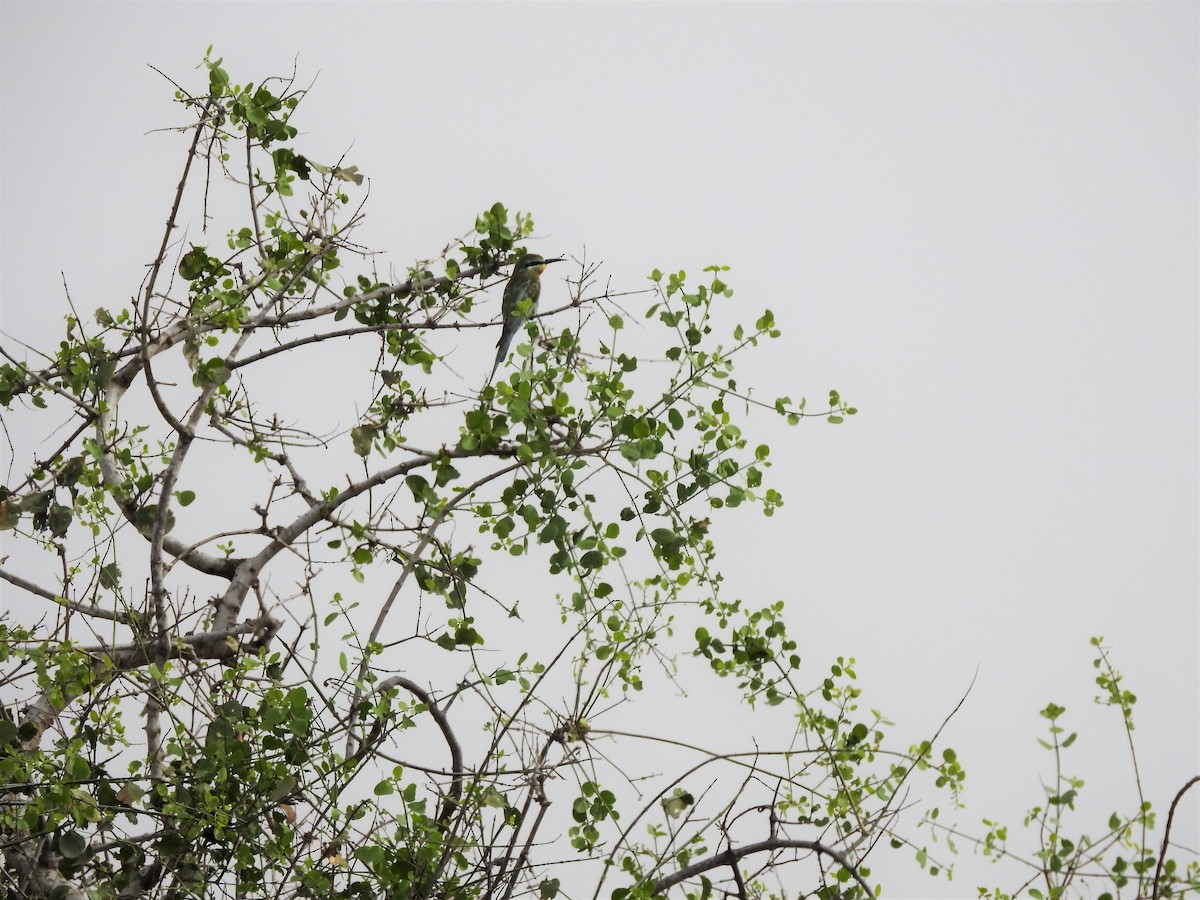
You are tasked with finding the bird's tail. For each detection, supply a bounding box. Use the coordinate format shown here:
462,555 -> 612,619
486,322 -> 517,390
484,340 -> 504,389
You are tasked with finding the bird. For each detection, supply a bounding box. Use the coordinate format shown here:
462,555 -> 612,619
486,253 -> 564,385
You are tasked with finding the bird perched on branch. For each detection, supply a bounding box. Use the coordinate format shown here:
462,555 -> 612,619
487,253 -> 564,385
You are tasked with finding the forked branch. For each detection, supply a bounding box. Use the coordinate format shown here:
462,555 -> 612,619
650,837 -> 873,897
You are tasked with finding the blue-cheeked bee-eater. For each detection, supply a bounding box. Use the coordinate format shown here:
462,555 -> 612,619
486,253 -> 564,385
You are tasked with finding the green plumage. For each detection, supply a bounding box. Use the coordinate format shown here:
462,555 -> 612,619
486,254 -> 563,385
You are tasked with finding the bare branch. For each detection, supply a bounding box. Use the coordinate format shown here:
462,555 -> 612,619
1152,775 -> 1200,899
650,837 -> 873,898
0,565 -> 133,623
373,676 -> 465,825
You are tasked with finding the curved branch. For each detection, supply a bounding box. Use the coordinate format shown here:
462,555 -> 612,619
650,837 -> 872,897
1152,775 -> 1200,899
590,733 -> 835,900
105,492 -> 243,578
376,676 -> 464,825
343,456 -> 527,761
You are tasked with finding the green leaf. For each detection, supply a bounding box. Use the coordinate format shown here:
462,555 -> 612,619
67,754 -> 91,780
268,774 -> 299,802
331,164 -> 364,185
650,527 -> 679,547
179,246 -> 210,281
48,502 -> 73,538
98,563 -> 121,590
351,425 -> 376,457
59,830 -> 87,859
406,474 -> 433,503
0,497 -> 20,530
579,550 -> 605,569
480,785 -> 508,809
661,788 -> 694,819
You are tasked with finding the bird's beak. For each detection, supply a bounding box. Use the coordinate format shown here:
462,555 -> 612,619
544,257 -> 566,265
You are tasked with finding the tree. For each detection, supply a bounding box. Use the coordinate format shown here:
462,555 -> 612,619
0,54 -> 1193,900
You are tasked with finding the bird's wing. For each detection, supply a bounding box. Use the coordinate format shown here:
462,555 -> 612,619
502,276 -> 541,319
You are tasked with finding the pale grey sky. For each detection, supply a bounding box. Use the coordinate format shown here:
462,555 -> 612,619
1,2 -> 1196,897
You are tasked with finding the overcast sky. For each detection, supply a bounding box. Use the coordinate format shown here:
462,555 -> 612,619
1,3 -> 1196,898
